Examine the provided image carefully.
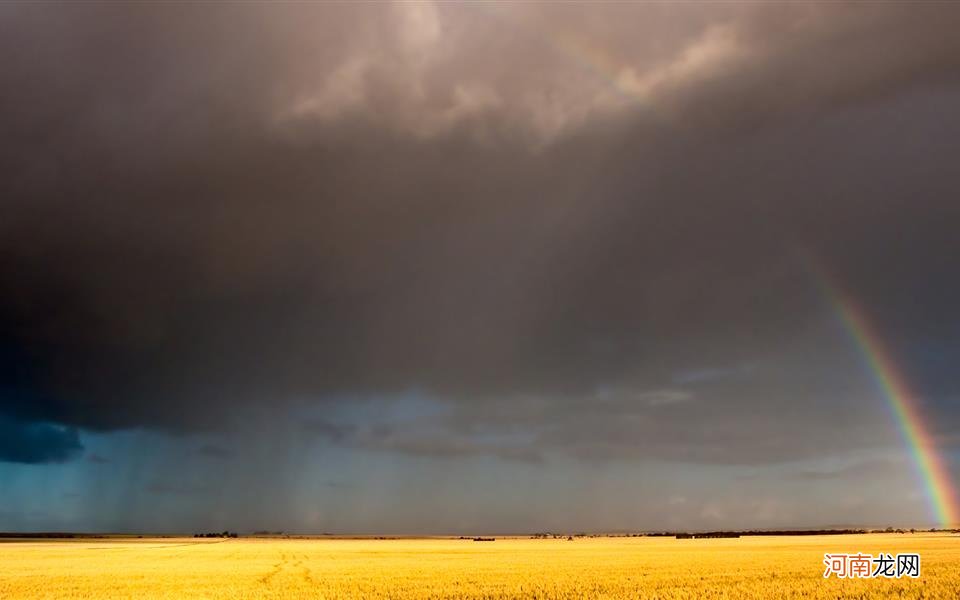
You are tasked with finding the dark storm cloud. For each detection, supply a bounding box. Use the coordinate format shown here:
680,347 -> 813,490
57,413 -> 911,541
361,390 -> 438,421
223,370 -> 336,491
2,1 -> 960,466
305,362 -> 906,466
307,416 -> 545,464
0,415 -> 83,464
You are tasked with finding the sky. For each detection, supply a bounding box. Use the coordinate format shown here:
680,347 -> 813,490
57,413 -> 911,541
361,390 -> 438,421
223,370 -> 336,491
2,1 -> 960,534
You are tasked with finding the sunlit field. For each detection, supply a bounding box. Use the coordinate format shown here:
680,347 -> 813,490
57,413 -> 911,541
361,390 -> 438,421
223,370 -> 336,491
1,533 -> 958,599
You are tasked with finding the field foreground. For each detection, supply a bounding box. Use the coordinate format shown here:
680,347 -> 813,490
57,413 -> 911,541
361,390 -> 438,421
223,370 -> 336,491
1,533 -> 958,599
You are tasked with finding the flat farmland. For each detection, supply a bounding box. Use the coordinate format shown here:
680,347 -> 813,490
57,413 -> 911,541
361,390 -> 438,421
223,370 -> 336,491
1,533 -> 958,599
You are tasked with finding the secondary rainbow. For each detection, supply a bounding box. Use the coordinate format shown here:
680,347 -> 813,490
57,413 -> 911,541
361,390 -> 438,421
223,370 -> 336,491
811,265 -> 958,528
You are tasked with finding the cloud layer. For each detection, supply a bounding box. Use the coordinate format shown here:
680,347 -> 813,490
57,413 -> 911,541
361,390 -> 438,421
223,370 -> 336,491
0,415 -> 83,464
2,1 -> 960,474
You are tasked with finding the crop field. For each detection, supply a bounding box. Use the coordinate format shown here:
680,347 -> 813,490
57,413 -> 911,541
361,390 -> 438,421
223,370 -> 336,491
1,533 -> 958,599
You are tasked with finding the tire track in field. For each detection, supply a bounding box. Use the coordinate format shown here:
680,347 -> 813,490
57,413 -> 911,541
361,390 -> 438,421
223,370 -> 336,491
259,551 -> 288,585
295,553 -> 314,584
258,550 -> 315,587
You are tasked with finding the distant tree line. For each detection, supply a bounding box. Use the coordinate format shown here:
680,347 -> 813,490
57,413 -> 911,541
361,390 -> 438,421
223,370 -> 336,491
193,531 -> 238,538
524,528 -> 942,540
0,532 -> 92,539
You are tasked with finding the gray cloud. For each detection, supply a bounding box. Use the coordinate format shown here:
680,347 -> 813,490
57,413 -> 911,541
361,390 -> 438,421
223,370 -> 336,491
1,1 -> 959,472
0,415 -> 84,464
144,481 -> 213,496
791,458 -> 906,482
86,453 -> 110,464
196,444 -> 235,460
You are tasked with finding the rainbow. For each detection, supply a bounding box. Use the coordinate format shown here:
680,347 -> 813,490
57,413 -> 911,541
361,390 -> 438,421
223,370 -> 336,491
811,265 -> 958,528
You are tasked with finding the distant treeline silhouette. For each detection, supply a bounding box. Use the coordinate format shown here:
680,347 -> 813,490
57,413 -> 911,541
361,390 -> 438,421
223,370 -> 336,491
666,529 -> 868,539
0,532 -> 95,539
527,528 -> 946,540
1,527 -> 951,541
193,531 -> 238,538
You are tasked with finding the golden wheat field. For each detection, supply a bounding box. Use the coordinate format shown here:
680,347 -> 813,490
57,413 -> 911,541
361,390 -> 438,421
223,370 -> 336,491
1,533 -> 958,599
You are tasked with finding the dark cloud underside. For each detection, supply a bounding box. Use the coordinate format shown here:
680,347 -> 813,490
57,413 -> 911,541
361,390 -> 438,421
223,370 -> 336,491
1,1 -> 960,470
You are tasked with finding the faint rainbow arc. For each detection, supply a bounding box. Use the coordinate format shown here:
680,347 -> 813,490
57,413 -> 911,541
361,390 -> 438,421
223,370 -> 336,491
810,265 -> 958,528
